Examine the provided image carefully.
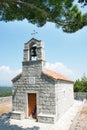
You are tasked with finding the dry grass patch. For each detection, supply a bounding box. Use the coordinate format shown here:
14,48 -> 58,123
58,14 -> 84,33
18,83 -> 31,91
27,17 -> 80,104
0,101 -> 12,114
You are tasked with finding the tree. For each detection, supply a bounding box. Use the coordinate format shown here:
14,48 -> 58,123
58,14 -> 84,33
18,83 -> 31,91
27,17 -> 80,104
78,0 -> 87,7
74,74 -> 87,92
81,74 -> 87,92
74,79 -> 82,92
0,0 -> 87,33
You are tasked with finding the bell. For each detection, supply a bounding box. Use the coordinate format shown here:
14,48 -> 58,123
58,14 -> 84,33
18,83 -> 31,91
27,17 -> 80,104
30,46 -> 37,56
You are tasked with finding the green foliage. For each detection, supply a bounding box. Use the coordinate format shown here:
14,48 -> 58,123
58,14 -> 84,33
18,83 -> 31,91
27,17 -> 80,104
74,74 -> 87,92
0,86 -> 12,97
0,0 -> 87,33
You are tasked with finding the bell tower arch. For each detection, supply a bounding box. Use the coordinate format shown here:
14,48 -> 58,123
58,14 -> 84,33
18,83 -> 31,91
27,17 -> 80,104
23,38 -> 45,62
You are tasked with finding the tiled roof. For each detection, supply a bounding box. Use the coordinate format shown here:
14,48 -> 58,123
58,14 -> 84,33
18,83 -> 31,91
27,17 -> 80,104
42,69 -> 73,83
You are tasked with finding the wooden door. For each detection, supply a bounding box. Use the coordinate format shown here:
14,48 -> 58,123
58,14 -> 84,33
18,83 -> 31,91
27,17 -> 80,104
28,93 -> 37,119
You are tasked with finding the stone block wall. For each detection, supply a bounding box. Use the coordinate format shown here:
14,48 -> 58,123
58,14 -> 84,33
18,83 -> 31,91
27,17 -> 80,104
55,81 -> 74,121
12,61 -> 56,123
39,74 -> 55,115
74,92 -> 87,101
11,111 -> 25,120
38,114 -> 55,124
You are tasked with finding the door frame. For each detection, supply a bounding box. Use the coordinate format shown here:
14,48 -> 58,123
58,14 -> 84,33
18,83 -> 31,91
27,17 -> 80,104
28,93 -> 37,118
26,91 -> 38,119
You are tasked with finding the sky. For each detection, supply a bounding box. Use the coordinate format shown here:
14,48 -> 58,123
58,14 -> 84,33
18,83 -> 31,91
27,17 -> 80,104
0,11 -> 87,86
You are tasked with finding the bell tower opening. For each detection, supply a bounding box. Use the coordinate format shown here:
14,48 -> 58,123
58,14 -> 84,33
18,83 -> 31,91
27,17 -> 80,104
30,43 -> 37,61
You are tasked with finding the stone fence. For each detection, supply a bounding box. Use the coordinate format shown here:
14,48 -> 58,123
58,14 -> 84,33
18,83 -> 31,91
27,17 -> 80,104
0,96 -> 12,104
74,92 -> 87,101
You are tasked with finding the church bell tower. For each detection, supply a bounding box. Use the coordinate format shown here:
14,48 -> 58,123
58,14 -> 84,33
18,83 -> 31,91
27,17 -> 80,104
22,38 -> 45,75
23,38 -> 45,62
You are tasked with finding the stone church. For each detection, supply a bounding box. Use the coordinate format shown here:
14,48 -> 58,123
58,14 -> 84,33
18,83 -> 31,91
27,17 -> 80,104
11,38 -> 74,123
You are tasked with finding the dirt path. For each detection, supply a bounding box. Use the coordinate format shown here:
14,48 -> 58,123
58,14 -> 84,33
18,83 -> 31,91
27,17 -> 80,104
70,100 -> 87,130
0,101 -> 12,114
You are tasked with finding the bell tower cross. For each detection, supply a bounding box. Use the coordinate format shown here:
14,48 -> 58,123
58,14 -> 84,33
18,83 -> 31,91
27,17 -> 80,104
31,30 -> 38,38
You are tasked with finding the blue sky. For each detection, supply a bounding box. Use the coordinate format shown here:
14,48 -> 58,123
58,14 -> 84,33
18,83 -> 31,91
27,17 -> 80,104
0,17 -> 87,86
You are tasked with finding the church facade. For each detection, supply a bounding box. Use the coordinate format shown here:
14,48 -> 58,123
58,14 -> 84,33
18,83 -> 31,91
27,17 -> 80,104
11,38 -> 74,123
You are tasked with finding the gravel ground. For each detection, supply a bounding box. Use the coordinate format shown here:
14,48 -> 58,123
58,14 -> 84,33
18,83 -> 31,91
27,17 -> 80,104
0,100 -> 83,130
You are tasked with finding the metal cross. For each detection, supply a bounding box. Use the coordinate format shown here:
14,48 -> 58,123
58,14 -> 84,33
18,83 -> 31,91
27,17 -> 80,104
31,30 -> 38,37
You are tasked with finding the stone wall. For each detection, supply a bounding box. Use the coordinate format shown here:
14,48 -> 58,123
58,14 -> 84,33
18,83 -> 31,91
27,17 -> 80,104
74,92 -> 87,101
12,65 -> 56,123
0,96 -> 12,104
55,81 -> 74,121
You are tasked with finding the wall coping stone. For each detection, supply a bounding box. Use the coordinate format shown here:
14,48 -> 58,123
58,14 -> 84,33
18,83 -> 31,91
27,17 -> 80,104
38,113 -> 55,117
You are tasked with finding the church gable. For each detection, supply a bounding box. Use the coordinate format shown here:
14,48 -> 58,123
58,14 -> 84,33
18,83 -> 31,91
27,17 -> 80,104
26,38 -> 41,45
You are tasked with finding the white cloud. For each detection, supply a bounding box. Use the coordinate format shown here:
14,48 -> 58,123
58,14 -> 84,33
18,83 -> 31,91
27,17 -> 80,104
0,66 -> 11,74
0,66 -> 22,86
45,62 -> 75,80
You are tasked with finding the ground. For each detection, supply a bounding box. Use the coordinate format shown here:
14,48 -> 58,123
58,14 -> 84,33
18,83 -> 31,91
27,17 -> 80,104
0,100 -> 87,130
70,100 -> 87,130
0,101 -> 12,114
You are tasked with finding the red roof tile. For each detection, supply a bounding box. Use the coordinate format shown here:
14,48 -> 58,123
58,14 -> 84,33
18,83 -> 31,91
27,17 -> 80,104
42,69 -> 73,83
